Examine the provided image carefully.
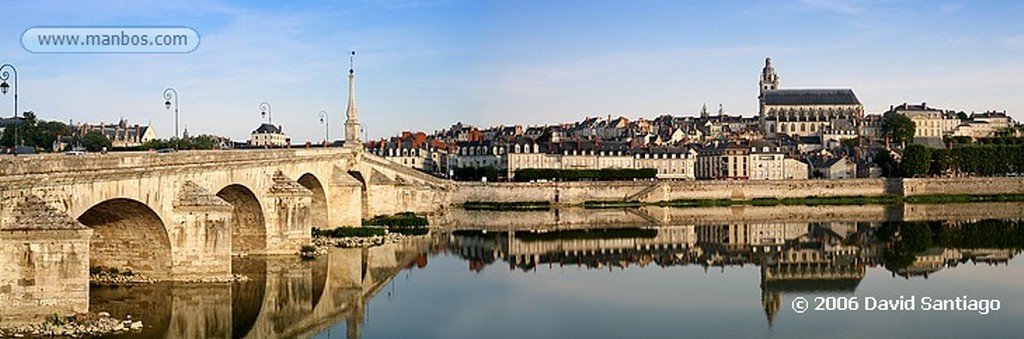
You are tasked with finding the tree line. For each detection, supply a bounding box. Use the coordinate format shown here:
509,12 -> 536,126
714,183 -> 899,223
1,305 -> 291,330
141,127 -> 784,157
1,113 -> 222,152
1,112 -> 112,152
876,143 -> 1024,177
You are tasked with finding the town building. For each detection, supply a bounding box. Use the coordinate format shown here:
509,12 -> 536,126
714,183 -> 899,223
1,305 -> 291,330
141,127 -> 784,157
953,111 -> 1018,139
809,156 -> 857,179
633,147 -> 698,180
696,142 -> 750,180
453,140 -> 506,173
504,139 -> 698,180
749,144 -> 809,180
249,123 -> 288,147
860,114 -> 884,142
886,102 -> 960,147
74,119 -> 157,148
697,141 -> 809,180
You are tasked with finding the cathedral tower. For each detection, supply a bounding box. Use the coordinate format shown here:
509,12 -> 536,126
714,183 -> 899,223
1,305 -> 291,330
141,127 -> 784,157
759,57 -> 780,133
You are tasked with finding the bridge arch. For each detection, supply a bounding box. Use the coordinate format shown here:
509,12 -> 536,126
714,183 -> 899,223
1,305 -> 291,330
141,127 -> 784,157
217,184 -> 267,255
297,173 -> 329,229
77,198 -> 172,280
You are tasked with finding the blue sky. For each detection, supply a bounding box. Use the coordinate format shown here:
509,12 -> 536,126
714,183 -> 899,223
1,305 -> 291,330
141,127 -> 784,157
1,0 -> 1023,142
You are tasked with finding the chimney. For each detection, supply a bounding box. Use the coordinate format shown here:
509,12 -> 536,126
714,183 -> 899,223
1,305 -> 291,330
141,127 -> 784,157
922,102 -> 927,109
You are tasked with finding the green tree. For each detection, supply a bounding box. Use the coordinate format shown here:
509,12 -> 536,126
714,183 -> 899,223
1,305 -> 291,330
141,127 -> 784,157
136,135 -> 220,151
929,148 -> 955,176
900,144 -> 931,177
874,150 -> 900,177
883,113 -> 916,147
78,130 -> 112,152
0,120 -> 21,148
0,113 -> 72,151
190,135 -> 220,149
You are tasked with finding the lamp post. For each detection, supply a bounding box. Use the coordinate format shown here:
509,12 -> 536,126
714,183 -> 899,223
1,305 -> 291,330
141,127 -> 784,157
260,102 -> 272,124
360,122 -> 368,149
318,110 -> 329,145
163,87 -> 179,150
1,64 -> 18,155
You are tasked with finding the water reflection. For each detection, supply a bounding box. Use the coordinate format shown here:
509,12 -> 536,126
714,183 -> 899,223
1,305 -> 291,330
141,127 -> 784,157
4,203 -> 1024,338
72,218 -> 1024,338
444,218 -> 1023,327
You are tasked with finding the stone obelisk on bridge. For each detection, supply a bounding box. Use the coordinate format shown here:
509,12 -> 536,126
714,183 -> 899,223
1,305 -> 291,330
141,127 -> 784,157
344,50 -> 361,148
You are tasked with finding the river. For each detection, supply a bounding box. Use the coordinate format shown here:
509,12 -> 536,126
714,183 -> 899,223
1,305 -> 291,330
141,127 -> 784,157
4,203 -> 1024,338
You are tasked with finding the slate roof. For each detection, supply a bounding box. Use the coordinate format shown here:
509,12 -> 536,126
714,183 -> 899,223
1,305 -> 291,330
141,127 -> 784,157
253,123 -> 282,134
762,89 -> 861,105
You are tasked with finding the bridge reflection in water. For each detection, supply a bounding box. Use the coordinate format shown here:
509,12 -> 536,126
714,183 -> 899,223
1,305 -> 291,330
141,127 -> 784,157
79,236 -> 431,339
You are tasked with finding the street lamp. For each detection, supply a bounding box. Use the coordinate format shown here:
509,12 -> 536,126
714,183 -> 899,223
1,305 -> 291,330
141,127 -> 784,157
360,122 -> 368,148
163,87 -> 179,150
318,110 -> 329,145
1,64 -> 18,155
260,102 -> 272,124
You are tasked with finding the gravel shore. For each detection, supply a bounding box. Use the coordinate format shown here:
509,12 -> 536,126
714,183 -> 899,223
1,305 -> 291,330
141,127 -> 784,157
0,312 -> 142,338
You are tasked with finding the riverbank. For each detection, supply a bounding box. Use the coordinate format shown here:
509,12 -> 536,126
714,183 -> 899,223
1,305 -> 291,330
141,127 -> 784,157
452,177 -> 1024,207
436,201 -> 1024,231
579,193 -> 1024,209
304,230 -> 431,259
0,312 -> 142,338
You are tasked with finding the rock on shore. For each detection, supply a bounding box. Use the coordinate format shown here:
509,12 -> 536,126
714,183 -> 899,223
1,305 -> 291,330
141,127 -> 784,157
90,273 -> 249,285
313,232 -> 409,249
0,312 -> 142,338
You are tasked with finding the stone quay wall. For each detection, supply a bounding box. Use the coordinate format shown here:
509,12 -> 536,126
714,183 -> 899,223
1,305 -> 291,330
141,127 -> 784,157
435,201 -> 1024,231
902,177 -> 1024,196
452,177 -> 1024,205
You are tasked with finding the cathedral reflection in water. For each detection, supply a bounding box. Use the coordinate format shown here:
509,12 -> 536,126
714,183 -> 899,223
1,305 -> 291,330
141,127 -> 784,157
442,220 -> 1019,325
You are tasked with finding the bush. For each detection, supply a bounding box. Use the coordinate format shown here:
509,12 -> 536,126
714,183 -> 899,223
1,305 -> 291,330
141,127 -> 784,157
453,166 -> 499,182
313,227 -> 386,238
363,213 -> 429,227
388,225 -> 429,236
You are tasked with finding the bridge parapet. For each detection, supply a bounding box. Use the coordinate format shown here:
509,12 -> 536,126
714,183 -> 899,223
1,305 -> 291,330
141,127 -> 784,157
0,148 -> 357,180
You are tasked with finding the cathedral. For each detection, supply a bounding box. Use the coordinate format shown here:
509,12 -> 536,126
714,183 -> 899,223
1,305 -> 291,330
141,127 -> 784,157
758,58 -> 863,138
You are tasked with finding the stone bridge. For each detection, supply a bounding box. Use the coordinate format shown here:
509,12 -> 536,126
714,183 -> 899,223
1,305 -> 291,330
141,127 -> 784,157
0,148 -> 450,323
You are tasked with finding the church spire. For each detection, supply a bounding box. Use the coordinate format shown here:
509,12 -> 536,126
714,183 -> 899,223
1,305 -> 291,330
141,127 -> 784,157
344,50 -> 361,147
